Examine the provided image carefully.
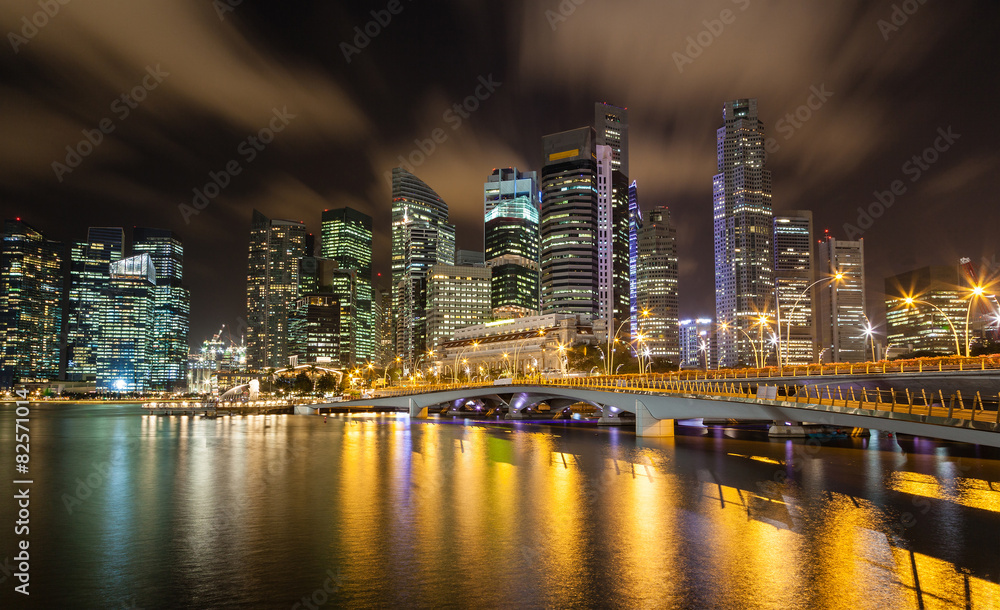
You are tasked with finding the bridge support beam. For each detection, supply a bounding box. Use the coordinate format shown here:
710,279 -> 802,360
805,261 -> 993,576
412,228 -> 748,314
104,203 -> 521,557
768,421 -> 807,438
635,399 -> 674,437
409,398 -> 428,419
598,405 -> 624,426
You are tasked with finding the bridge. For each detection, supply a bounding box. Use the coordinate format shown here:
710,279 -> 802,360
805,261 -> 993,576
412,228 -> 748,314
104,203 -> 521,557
310,375 -> 1000,448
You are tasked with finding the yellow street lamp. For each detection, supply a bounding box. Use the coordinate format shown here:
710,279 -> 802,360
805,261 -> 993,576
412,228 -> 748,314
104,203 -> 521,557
902,296 -> 961,356
965,284 -> 991,357
777,272 -> 846,368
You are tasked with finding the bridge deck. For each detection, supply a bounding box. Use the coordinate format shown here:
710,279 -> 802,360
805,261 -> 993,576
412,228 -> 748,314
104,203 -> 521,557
366,378 -> 1000,429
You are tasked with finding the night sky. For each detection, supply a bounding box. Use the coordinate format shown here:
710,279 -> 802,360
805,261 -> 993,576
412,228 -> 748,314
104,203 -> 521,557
1,0 -> 997,347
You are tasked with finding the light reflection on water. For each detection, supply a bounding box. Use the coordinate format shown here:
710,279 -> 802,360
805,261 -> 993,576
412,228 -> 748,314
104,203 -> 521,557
0,403 -> 998,609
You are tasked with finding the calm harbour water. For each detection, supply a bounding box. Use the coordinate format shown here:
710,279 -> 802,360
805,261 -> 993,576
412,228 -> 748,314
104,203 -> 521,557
2,403 -> 999,609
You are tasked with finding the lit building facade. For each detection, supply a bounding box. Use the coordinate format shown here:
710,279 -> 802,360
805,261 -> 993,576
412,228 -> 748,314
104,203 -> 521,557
628,181 -> 643,339
484,168 -> 540,318
133,228 -> 190,391
595,145 -> 630,340
391,168 -> 456,361
246,210 -> 307,370
595,102 -> 629,175
680,319 -> 714,369
816,237 -> 867,363
295,256 -> 355,368
0,219 -> 64,383
540,127 -> 599,318
713,99 -> 775,368
96,254 -> 156,392
374,283 -> 393,366
66,227 -> 125,381
636,206 -> 680,362
435,313 -> 597,378
885,265 -> 966,356
595,103 -> 631,342
426,264 -> 492,350
321,207 -> 373,362
773,211 -> 815,365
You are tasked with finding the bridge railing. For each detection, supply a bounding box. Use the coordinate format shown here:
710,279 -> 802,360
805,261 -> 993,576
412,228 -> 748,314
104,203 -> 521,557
368,376 -> 1000,429
628,354 -> 1000,383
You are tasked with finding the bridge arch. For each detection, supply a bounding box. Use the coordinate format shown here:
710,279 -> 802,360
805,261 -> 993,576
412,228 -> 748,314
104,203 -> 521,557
322,384 -> 1000,447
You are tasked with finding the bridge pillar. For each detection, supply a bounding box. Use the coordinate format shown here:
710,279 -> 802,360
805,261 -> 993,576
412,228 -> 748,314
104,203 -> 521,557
635,399 -> 674,437
409,398 -> 428,419
597,405 -> 625,426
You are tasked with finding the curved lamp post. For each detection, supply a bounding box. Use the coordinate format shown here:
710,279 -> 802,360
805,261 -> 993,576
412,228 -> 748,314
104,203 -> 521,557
901,296 -> 961,356
778,273 -> 845,369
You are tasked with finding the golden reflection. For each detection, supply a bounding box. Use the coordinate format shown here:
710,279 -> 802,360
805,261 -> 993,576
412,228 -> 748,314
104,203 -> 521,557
888,471 -> 943,500
808,498 -> 905,609
892,548 -> 1000,608
889,472 -> 1000,513
696,480 -> 805,608
956,477 -> 1000,514
613,451 -> 680,605
727,452 -> 784,465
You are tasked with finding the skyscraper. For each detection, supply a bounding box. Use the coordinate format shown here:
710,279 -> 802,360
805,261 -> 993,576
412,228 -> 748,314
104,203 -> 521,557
425,264 -> 492,350
628,181 -> 643,339
374,282 -> 394,366
595,102 -> 629,176
0,219 -> 64,383
391,168 -> 456,361
96,253 -> 156,392
885,265 -> 965,357
773,211 -> 815,366
594,103 -> 631,342
484,168 -> 540,318
540,127 -> 599,319
455,250 -> 486,266
679,319 -> 714,368
816,237 -> 867,363
66,227 -> 125,381
713,99 -> 775,368
636,206 -> 680,362
321,207 -> 374,363
133,228 -> 190,391
247,210 -> 307,370
595,145 -> 630,339
295,256 -> 356,368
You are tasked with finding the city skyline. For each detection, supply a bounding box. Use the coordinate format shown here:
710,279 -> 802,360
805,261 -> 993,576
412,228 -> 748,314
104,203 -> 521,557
0,2 -> 996,346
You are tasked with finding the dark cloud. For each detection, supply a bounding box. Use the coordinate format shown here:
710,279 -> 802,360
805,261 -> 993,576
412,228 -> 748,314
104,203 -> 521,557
0,0 -> 997,346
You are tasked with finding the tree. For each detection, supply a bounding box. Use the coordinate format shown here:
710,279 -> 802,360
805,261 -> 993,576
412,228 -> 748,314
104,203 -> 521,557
316,373 -> 338,393
292,372 -> 312,394
566,344 -> 602,374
